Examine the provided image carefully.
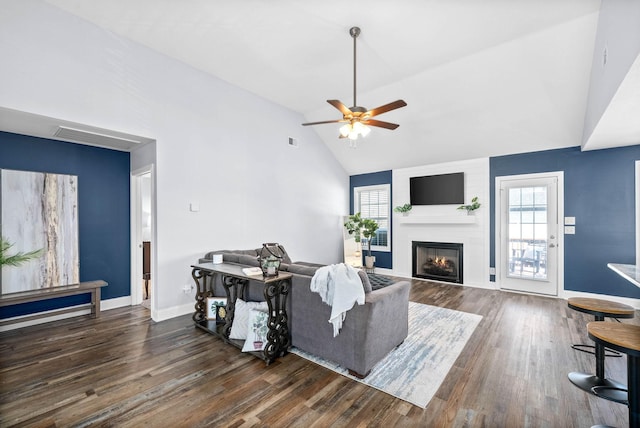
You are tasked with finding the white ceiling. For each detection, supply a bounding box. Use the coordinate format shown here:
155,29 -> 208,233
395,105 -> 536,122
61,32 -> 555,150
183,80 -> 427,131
27,0 -> 635,173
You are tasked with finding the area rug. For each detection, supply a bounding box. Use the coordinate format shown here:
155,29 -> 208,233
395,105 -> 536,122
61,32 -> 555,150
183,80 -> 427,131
291,302 -> 482,408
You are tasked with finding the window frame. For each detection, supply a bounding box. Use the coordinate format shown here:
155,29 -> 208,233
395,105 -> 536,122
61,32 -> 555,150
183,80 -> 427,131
353,183 -> 391,252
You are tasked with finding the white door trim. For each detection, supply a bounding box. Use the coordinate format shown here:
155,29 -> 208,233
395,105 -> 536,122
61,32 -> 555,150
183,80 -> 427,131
130,165 -> 154,310
495,171 -> 564,297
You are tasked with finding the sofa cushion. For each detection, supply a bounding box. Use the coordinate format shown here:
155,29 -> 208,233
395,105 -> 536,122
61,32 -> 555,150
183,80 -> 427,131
229,299 -> 268,340
287,263 -> 321,276
237,254 -> 260,266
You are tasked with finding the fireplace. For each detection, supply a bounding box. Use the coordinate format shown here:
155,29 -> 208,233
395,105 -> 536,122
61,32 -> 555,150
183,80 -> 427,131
412,241 -> 463,284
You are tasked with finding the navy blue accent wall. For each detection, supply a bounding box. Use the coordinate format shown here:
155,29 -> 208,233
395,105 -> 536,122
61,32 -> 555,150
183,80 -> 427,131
350,170 -> 393,269
0,131 -> 131,318
490,145 -> 640,298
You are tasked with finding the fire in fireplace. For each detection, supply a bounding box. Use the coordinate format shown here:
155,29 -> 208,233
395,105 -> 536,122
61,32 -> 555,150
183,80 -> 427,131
412,241 -> 463,284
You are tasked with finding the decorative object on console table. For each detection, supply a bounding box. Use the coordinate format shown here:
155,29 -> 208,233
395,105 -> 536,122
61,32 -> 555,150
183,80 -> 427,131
206,296 -> 227,323
258,243 -> 285,277
457,196 -> 481,215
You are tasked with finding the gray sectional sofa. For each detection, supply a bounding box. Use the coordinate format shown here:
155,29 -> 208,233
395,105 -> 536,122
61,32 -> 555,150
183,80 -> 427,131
200,248 -> 411,377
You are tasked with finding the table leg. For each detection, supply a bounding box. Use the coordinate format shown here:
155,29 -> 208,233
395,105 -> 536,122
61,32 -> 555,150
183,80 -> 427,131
263,277 -> 291,364
191,268 -> 212,323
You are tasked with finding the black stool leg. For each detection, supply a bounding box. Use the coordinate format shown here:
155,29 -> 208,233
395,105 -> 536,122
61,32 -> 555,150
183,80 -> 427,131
630,355 -> 639,428
569,314 -> 627,400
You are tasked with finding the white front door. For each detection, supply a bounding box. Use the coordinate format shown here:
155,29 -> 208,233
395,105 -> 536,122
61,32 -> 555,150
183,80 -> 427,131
497,173 -> 562,296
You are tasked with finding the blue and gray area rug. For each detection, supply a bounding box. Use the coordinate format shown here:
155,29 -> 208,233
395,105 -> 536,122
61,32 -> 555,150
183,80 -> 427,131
291,301 -> 482,408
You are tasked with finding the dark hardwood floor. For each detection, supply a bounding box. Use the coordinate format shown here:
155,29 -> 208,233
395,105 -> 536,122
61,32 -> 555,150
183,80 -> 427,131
1,279 -> 637,427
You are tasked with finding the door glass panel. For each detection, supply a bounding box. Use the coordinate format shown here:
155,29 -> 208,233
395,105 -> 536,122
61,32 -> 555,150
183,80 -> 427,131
507,186 -> 548,280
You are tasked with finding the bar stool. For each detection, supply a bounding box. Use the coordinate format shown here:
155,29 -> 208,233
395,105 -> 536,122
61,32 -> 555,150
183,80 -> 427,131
568,297 -> 635,398
588,322 -> 640,428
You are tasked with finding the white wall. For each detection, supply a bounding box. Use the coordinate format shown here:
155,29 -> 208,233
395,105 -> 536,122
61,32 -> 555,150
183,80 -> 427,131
0,0 -> 349,319
582,0 -> 640,145
392,158 -> 491,288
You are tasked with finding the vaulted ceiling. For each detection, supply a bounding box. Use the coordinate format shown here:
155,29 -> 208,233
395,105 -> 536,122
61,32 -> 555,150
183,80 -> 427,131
34,0 -> 637,173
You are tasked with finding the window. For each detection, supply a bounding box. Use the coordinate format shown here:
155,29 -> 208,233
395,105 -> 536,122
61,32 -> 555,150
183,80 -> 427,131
354,184 -> 391,252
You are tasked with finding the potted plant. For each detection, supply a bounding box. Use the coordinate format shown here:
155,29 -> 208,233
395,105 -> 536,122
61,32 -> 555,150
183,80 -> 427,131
457,196 -> 481,214
344,212 -> 364,257
344,213 -> 379,268
361,218 -> 379,269
0,236 -> 42,268
394,203 -> 412,216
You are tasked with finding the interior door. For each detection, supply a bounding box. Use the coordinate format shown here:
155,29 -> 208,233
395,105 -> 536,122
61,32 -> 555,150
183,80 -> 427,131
498,175 -> 559,296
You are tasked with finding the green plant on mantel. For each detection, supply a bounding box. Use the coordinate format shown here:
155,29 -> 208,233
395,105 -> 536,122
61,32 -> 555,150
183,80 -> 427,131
0,236 -> 43,268
457,196 -> 481,213
393,203 -> 412,214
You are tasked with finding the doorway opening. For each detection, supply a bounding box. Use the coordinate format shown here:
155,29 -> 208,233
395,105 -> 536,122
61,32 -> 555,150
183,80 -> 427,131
131,167 -> 154,313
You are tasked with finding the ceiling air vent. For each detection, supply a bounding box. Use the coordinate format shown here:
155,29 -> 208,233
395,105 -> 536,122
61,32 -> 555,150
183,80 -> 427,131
54,126 -> 143,151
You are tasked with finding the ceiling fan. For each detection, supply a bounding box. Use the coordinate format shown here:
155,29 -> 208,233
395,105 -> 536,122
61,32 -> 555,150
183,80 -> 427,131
302,26 -> 407,145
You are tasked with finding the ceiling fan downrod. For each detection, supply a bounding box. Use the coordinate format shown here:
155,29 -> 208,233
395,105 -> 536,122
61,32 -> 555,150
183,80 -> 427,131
350,26 -> 360,110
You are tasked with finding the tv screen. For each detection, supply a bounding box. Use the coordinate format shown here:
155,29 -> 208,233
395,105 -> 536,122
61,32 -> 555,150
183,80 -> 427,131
410,172 -> 464,205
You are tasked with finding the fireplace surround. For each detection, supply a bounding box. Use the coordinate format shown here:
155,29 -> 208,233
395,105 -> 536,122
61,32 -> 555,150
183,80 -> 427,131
412,241 -> 463,284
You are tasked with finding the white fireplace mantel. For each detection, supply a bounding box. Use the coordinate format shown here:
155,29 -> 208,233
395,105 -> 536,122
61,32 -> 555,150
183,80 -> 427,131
398,215 -> 476,225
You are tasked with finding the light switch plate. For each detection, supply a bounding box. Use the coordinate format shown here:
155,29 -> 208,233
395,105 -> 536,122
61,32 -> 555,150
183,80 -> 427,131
564,226 -> 575,234
190,202 -> 200,212
565,216 -> 576,225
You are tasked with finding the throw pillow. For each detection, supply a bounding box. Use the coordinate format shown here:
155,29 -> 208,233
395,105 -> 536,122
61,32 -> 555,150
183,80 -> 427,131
229,299 -> 269,340
241,309 -> 270,352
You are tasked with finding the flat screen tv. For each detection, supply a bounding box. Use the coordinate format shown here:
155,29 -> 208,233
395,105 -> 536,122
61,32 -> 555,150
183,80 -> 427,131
410,172 -> 464,205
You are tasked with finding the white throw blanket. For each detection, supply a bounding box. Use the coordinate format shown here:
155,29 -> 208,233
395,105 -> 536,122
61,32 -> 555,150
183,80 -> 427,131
310,263 -> 365,337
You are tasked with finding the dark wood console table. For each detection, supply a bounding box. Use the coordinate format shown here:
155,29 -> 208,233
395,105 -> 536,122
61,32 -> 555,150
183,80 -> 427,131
0,280 -> 108,326
190,263 -> 291,365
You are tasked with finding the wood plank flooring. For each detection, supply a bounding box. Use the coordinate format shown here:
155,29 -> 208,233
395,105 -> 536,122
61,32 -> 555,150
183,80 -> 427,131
1,279 -> 638,427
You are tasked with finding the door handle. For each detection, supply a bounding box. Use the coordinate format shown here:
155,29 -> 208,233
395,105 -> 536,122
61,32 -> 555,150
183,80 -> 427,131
549,243 -> 556,248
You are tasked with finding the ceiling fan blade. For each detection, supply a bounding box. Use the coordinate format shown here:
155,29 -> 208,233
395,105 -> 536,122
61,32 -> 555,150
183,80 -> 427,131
302,119 -> 344,126
366,100 -> 407,118
327,100 -> 353,116
362,119 -> 400,130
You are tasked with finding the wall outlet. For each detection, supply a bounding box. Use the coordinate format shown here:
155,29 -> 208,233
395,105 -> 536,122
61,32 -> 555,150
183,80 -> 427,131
489,267 -> 496,275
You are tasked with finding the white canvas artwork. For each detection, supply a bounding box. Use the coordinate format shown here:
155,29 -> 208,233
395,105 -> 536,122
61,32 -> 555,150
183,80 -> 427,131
1,169 -> 80,294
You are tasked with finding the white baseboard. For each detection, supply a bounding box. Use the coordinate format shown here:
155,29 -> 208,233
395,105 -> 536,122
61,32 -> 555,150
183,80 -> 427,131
151,303 -> 193,322
101,296 -> 132,310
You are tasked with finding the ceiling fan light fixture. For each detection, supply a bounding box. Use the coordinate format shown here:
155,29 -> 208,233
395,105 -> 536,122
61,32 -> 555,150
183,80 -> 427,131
301,26 -> 407,144
340,121 -> 370,141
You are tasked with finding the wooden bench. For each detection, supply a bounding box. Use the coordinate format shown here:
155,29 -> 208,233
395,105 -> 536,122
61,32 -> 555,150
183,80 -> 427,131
0,280 -> 108,326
